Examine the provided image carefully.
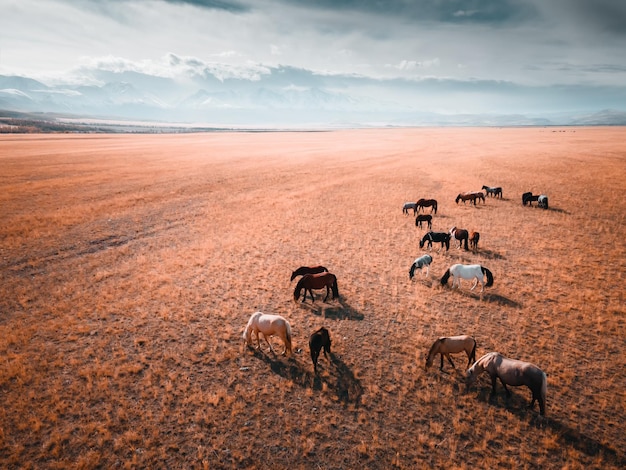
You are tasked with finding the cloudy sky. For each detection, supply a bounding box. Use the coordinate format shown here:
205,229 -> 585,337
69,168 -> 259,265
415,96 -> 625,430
1,0 -> 626,119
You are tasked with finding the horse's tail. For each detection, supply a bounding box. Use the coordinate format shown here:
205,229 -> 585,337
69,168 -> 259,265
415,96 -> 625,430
463,235 -> 468,251
433,201 -> 437,214
445,235 -> 450,251
482,266 -> 494,287
440,269 -> 451,286
285,321 -> 293,355
541,371 -> 547,414
332,277 -> 339,299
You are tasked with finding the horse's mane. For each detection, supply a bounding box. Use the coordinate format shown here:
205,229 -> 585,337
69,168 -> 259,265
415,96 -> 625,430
294,275 -> 309,300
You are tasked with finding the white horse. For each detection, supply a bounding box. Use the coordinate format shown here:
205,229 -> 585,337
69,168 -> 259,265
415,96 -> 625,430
440,264 -> 493,293
403,202 -> 418,215
425,335 -> 476,371
466,352 -> 547,415
243,312 -> 292,356
409,254 -> 433,279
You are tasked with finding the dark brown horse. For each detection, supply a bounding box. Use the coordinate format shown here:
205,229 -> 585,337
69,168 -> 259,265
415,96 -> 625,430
469,231 -> 480,251
294,272 -> 339,302
522,192 -> 540,206
309,327 -> 331,374
450,226 -> 469,250
416,198 -> 438,214
290,265 -> 328,281
415,214 -> 432,229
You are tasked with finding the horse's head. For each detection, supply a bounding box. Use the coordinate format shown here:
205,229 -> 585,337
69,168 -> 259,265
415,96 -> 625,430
449,226 -> 456,235
409,264 -> 416,279
419,239 -> 425,248
455,194 -> 461,203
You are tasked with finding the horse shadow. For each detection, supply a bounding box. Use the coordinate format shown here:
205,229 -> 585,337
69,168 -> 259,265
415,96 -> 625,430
477,248 -> 505,260
482,293 -> 522,308
471,385 -> 625,466
299,297 -> 364,321
250,349 -> 363,406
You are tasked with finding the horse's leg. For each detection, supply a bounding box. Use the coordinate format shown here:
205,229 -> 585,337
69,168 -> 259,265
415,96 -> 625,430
446,354 -> 456,369
254,330 -> 261,349
499,377 -> 511,396
470,277 -> 478,291
490,374 -> 498,396
439,353 -> 444,371
323,285 -> 330,302
424,265 -> 429,277
263,333 -> 276,354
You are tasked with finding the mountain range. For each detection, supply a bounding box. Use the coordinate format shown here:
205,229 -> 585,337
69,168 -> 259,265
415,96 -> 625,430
2,67 -> 626,129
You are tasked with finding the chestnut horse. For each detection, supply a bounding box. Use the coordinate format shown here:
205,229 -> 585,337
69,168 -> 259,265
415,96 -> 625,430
450,226 -> 469,250
294,272 -> 339,302
425,335 -> 477,371
290,265 -> 328,281
456,192 -> 485,205
415,214 -> 432,229
309,327 -> 331,373
466,352 -> 547,415
469,231 -> 480,251
416,198 -> 438,214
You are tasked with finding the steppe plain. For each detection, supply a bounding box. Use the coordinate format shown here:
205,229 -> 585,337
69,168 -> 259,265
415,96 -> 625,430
0,127 -> 625,469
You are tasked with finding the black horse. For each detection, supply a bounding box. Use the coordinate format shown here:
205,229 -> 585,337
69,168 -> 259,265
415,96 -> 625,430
309,327 -> 331,374
419,231 -> 450,251
415,214 -> 432,229
522,192 -> 540,206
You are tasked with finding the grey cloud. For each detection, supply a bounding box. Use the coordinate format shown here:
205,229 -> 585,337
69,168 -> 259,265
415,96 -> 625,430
162,0 -> 249,13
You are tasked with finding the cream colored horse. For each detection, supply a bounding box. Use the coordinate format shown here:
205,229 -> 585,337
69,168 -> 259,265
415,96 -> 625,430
425,335 -> 476,371
243,312 -> 292,356
466,352 -> 547,415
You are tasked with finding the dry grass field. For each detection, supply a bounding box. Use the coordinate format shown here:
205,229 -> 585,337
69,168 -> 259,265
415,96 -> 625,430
1,127 -> 625,469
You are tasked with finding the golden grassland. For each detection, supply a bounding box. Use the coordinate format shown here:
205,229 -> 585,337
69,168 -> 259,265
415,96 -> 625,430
0,127 -> 625,469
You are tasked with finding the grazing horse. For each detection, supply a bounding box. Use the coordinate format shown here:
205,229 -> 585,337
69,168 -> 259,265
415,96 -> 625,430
309,327 -> 331,374
416,198 -> 438,214
522,192 -> 540,206
419,232 -> 450,252
440,264 -> 493,293
294,272 -> 339,303
538,195 -> 549,209
455,192 -> 484,205
425,335 -> 477,371
409,254 -> 433,279
449,226 -> 469,250
403,202 -> 418,215
415,214 -> 432,229
482,185 -> 503,198
290,265 -> 328,281
466,352 -> 547,415
243,311 -> 292,356
469,231 -> 480,251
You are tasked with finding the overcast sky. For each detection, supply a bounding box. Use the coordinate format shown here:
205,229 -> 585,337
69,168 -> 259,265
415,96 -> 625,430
1,0 -> 626,117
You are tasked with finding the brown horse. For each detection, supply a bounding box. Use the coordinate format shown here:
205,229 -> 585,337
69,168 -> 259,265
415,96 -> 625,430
415,214 -> 432,229
456,191 -> 485,205
294,272 -> 339,302
290,265 -> 328,281
416,198 -> 438,214
425,335 -> 477,371
309,327 -> 331,373
450,226 -> 469,250
469,231 -> 480,251
466,352 -> 547,415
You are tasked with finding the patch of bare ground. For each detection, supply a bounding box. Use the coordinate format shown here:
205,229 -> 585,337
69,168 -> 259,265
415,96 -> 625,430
0,128 -> 625,468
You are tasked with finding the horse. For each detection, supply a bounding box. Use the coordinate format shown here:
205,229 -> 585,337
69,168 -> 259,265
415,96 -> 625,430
403,202 -> 418,215
482,185 -> 503,198
425,335 -> 477,371
294,272 -> 339,303
416,198 -> 438,214
455,192 -> 484,205
415,214 -> 432,229
243,311 -> 292,356
469,231 -> 480,251
419,232 -> 450,252
409,254 -> 433,279
309,327 -> 331,374
466,352 -> 547,415
440,264 -> 493,293
522,192 -> 540,206
290,265 -> 328,281
449,226 -> 469,250
538,195 -> 549,209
